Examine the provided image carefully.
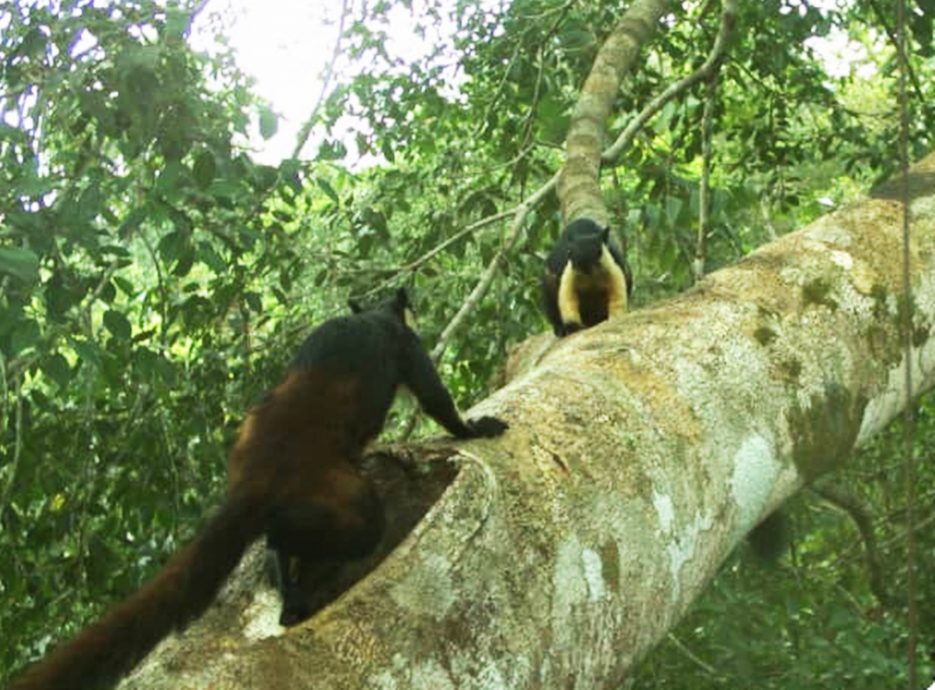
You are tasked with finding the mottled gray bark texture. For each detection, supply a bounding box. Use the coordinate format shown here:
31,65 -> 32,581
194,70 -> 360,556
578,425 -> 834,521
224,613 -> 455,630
120,154 -> 935,689
557,0 -> 672,225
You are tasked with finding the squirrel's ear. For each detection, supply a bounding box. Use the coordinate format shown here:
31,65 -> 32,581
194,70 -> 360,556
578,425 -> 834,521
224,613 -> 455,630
394,287 -> 410,311
602,226 -> 611,242
395,288 -> 417,329
348,298 -> 363,314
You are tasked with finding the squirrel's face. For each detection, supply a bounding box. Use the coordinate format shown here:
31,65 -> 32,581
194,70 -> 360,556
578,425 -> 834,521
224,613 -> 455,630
569,239 -> 603,272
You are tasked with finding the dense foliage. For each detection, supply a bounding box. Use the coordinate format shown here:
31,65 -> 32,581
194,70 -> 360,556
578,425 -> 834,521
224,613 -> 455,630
1,0 -> 933,686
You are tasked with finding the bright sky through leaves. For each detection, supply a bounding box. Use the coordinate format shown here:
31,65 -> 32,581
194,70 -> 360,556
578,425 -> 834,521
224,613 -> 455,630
192,0 -> 869,165
191,0 -> 450,165
190,0 -> 339,163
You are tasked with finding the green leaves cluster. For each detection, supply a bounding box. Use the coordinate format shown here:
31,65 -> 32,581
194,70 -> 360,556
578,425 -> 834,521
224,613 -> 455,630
0,1 -> 310,679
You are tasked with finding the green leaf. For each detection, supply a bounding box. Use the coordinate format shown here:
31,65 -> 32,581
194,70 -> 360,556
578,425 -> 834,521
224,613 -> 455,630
158,230 -> 187,263
244,292 -> 262,312
165,7 -> 189,39
180,295 -> 211,328
9,318 -> 41,357
45,272 -> 82,319
139,349 -> 177,388
78,183 -> 101,221
0,304 -> 20,341
279,158 -> 301,179
18,165 -> 54,198
0,122 -> 24,142
364,208 -> 389,240
665,197 -> 684,225
192,151 -> 217,190
316,177 -> 339,204
18,27 -> 48,59
172,248 -> 195,277
113,276 -> 136,297
101,244 -> 131,258
103,310 -> 132,340
558,24 -> 593,51
196,242 -> 226,273
156,162 -> 185,196
0,246 -> 39,283
118,207 -> 148,239
42,353 -> 72,388
251,165 -> 278,192
99,281 -> 117,304
316,140 -> 347,161
278,158 -> 303,195
259,106 -> 278,140
208,179 -> 243,199
238,227 -> 260,250
120,44 -> 160,73
536,93 -> 571,145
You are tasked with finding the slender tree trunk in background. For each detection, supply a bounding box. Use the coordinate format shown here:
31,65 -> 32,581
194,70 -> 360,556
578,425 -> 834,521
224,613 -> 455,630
557,0 -> 672,225
123,154 -> 935,689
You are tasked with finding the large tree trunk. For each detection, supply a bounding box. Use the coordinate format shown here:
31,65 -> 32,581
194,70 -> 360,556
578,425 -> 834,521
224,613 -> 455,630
123,154 -> 935,689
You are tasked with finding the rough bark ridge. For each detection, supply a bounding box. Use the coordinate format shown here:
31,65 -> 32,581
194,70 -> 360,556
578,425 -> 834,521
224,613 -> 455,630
557,0 -> 672,224
121,155 -> 935,689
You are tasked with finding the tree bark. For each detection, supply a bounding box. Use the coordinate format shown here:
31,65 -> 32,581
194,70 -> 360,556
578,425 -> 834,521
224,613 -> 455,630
121,154 -> 935,688
557,0 -> 672,225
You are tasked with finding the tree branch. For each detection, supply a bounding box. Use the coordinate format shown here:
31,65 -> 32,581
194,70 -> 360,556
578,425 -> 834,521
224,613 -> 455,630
417,0 -> 734,357
810,479 -> 890,606
360,209 -> 516,299
694,69 -> 720,281
184,0 -> 212,36
666,633 -> 723,678
0,366 -> 23,525
292,0 -> 351,160
431,174 -> 557,361
558,0 -> 674,224
866,0 -> 930,119
603,0 -> 737,165
423,1 -> 739,355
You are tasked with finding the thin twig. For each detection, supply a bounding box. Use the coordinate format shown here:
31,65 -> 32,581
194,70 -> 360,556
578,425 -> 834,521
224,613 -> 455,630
895,0 -> 917,683
140,232 -> 169,347
867,0 -> 930,120
665,633 -> 723,678
185,0 -> 212,36
875,507 -> 935,552
292,0 -> 351,160
0,353 -> 6,438
694,70 -> 718,282
87,258 -> 122,305
396,187 -> 552,440
0,374 -> 25,524
473,43 -> 524,139
362,209 -> 515,298
430,173 -> 557,361
408,210 -> 514,271
810,480 -> 890,606
470,0 -> 573,139
518,1 -> 575,152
